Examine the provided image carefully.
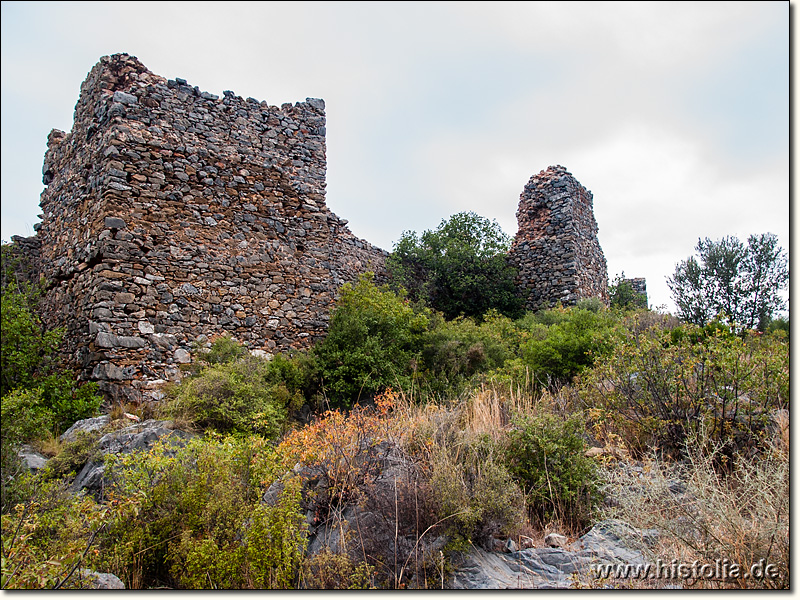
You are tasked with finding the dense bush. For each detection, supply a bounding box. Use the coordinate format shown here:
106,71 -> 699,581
1,284 -> 101,431
430,435 -> 526,547
312,274 -> 429,408
200,333 -> 249,365
418,310 -> 521,398
608,273 -> 647,310
1,283 -> 61,396
581,315 -> 789,461
504,412 -> 601,530
518,305 -> 619,387
164,348 -> 302,437
301,549 -> 376,589
0,476 -> 138,589
388,212 -> 524,320
766,315 -> 789,337
1,283 -> 101,512
98,435 -> 304,589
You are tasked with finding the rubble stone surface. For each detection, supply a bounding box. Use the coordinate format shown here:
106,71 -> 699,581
508,165 -> 609,311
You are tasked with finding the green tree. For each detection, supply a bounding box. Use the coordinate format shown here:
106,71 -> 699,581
1,282 -> 62,396
387,212 -> 524,320
668,233 -> 788,331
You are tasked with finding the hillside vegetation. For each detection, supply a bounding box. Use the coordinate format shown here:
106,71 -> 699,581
0,229 -> 789,589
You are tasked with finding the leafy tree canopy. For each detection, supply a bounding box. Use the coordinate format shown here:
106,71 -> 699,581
667,233 -> 788,332
387,211 -> 524,320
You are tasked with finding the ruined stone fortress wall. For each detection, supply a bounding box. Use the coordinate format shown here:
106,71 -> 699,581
25,53 -> 387,401
11,54 -> 619,402
509,165 -> 609,311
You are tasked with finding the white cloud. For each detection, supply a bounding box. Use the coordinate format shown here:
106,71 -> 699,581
1,1 -> 788,315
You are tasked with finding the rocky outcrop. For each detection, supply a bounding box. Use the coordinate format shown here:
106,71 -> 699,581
449,519 -> 657,589
60,414 -> 112,443
263,440 -> 446,588
17,445 -> 49,471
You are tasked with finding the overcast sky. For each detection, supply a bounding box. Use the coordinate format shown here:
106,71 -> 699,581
1,1 -> 789,313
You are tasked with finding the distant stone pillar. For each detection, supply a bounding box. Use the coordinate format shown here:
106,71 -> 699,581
509,165 -> 608,311
623,277 -> 648,307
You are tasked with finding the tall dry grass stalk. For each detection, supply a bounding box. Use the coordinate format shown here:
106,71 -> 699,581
601,424 -> 789,589
458,383 -> 542,441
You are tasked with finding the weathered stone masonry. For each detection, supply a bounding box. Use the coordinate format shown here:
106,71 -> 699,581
11,55 -> 627,402
509,165 -> 609,311
21,53 -> 387,402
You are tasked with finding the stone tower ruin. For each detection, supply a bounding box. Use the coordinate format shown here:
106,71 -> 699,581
23,53 -> 386,402
9,55 -> 621,403
508,165 -> 609,311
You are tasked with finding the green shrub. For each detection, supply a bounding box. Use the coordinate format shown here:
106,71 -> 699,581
504,412 -> 601,529
430,434 -> 526,547
387,211 -> 524,320
581,316 -> 789,461
1,476 -> 138,589
0,282 -> 62,397
202,333 -> 249,365
1,387 -> 54,448
520,306 -> 618,386
0,377 -> 99,513
100,435 -> 298,589
1,387 -> 54,511
301,549 -> 376,589
576,297 -> 607,313
42,432 -> 102,481
245,476 -> 307,589
38,375 -> 101,434
418,310 -> 520,398
0,281 -> 101,442
164,352 -> 300,436
608,273 -> 647,311
765,316 -> 789,337
312,273 -> 429,408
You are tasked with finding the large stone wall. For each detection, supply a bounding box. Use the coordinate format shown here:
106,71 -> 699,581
25,53 -> 386,402
509,165 -> 608,310
12,55 -> 623,403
